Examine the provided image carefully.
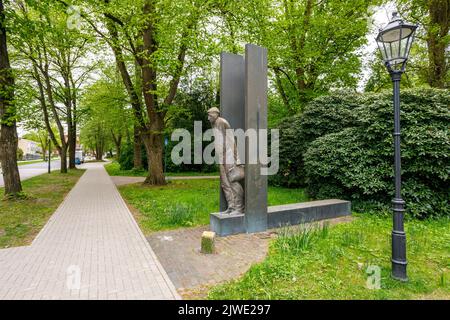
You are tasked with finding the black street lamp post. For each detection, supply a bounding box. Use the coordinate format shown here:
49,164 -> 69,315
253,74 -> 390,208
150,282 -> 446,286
376,12 -> 417,281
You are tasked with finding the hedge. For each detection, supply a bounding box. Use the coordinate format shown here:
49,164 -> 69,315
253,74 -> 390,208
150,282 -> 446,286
276,89 -> 449,218
270,93 -> 361,187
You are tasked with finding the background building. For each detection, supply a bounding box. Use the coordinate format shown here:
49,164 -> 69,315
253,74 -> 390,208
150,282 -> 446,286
18,138 -> 42,160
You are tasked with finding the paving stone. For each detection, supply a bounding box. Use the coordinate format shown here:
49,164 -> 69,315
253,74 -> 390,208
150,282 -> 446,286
147,216 -> 353,299
0,163 -> 179,300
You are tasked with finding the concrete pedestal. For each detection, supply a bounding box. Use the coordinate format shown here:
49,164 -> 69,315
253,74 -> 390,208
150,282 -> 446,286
210,199 -> 351,237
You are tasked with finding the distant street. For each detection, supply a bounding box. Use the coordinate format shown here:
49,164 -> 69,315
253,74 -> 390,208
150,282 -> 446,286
0,159 -> 61,187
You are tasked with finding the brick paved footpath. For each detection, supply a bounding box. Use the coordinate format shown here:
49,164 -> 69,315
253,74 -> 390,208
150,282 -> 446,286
0,163 -> 180,300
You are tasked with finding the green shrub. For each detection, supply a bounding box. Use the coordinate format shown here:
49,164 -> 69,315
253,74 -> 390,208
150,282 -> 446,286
303,89 -> 449,218
270,92 -> 360,187
16,148 -> 24,161
118,142 -> 148,171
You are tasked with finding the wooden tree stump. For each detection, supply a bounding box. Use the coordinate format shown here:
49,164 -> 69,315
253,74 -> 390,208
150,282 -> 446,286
201,231 -> 216,254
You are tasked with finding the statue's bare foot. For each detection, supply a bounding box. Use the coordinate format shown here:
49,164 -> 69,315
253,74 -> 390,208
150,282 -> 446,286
229,210 -> 244,216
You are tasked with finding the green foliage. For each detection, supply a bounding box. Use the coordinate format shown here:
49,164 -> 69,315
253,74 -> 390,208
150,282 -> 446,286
80,68 -> 132,158
104,161 -> 147,177
271,92 -> 360,187
16,147 -> 23,161
208,214 -> 450,300
395,0 -> 450,88
220,0 -> 379,108
165,80 -> 218,173
118,142 -> 148,171
164,203 -> 196,227
2,191 -> 29,201
275,223 -> 329,255
301,89 -> 449,218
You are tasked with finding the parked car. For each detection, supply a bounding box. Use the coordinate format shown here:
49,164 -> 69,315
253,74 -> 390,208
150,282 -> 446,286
75,150 -> 84,165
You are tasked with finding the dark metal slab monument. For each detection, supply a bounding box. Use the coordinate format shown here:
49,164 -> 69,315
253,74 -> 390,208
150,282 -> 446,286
244,44 -> 268,233
218,52 -> 245,212
210,44 -> 351,237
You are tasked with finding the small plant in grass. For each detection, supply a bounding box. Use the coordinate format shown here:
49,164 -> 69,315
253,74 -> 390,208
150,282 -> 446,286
274,223 -> 329,255
163,204 -> 195,227
439,272 -> 446,287
2,191 -> 30,201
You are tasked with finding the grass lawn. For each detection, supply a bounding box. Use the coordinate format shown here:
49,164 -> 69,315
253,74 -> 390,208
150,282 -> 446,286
208,214 -> 450,300
118,179 -> 308,234
105,161 -> 219,177
0,169 -> 85,248
17,159 -> 43,166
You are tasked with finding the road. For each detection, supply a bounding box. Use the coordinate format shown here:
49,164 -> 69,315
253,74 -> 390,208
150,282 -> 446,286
0,160 -> 61,187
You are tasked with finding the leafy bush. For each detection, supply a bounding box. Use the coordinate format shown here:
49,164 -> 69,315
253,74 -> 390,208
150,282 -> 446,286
118,142 -> 148,171
16,148 -> 24,161
270,93 -> 360,187
302,89 -> 449,218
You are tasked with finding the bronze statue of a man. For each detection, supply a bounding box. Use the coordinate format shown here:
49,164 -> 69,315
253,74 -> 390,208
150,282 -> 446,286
207,107 -> 244,215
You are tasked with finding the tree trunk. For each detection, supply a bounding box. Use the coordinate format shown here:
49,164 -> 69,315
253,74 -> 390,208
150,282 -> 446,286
133,124 -> 142,169
142,131 -> 165,185
284,0 -> 313,104
111,130 -> 122,160
41,57 -> 68,174
141,0 -> 165,185
59,144 -> 67,173
95,143 -> 103,161
427,0 -> 449,88
0,0 -> 22,196
32,64 -> 62,165
68,121 -> 76,169
105,19 -> 146,170
0,124 -> 22,195
102,0 -> 192,185
273,67 -> 291,110
116,135 -> 121,160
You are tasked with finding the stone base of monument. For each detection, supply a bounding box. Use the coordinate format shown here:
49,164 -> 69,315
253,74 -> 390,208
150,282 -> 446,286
210,199 -> 351,237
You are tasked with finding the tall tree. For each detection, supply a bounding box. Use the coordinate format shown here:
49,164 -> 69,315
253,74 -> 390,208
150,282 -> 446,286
215,0 -> 380,111
11,1 -> 97,172
67,0 -> 209,185
80,68 -> 132,161
396,0 -> 449,88
0,0 -> 22,196
22,129 -> 51,160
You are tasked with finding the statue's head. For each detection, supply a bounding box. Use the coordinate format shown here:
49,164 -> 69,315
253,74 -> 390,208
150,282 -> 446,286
207,107 -> 220,124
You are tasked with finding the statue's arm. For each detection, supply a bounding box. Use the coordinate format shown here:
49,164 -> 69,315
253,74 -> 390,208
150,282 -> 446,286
216,119 -> 230,164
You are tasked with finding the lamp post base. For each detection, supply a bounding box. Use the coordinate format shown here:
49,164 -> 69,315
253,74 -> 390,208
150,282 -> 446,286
391,259 -> 408,282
